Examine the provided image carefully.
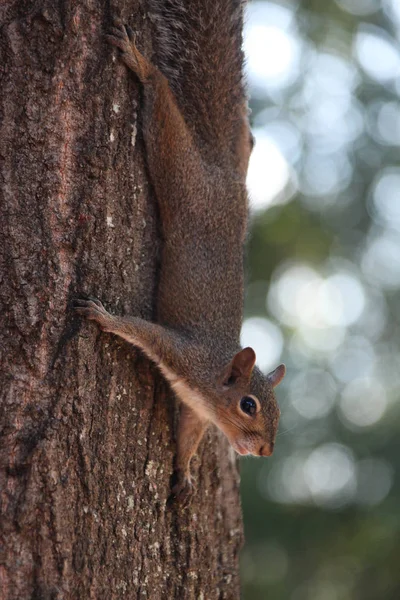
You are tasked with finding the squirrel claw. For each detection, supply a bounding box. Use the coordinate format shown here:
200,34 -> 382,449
109,26 -> 126,40
74,297 -> 114,332
106,22 -> 130,54
107,20 -> 152,82
106,34 -> 127,53
171,475 -> 195,507
125,25 -> 135,42
86,296 -> 104,307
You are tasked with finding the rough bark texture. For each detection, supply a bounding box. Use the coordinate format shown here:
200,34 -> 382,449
0,2 -> 243,598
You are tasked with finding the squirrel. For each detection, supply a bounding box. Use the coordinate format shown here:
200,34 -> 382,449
74,3 -> 285,503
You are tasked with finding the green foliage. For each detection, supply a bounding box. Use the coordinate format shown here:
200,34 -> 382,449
241,1 -> 400,598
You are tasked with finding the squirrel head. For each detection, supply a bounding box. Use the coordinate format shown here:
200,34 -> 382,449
214,348 -> 285,457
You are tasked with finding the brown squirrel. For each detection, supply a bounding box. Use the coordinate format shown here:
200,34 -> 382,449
74,4 -> 285,502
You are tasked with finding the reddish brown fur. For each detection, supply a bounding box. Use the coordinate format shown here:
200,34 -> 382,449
75,9 -> 284,503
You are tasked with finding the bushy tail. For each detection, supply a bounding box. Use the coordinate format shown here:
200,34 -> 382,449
148,0 -> 247,162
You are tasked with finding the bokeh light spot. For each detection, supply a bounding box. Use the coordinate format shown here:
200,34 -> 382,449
303,444 -> 356,506
241,317 -> 284,372
244,1 -> 300,91
362,231 -> 400,289
289,369 -> 337,420
247,130 -> 292,211
339,378 -> 387,428
371,168 -> 400,231
355,25 -> 400,83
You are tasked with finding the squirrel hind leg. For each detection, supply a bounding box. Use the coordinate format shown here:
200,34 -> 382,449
107,21 -> 154,82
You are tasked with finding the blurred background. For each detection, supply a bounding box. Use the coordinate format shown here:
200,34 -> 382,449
240,0 -> 400,598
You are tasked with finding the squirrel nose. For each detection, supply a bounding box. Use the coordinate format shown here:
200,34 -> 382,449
259,442 -> 274,457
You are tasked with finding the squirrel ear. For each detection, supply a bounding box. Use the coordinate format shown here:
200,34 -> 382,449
267,364 -> 286,388
221,347 -> 256,386
231,347 -> 256,379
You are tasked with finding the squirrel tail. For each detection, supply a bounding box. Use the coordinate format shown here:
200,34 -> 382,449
148,0 -> 248,165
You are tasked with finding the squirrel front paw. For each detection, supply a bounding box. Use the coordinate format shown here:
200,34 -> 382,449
74,297 -> 115,333
171,472 -> 195,507
106,20 -> 154,82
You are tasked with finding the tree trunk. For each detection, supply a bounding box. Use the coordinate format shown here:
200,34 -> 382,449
0,2 -> 243,598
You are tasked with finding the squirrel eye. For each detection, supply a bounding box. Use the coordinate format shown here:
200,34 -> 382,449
240,396 -> 257,416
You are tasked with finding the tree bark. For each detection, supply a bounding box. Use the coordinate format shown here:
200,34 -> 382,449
0,2 -> 243,599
